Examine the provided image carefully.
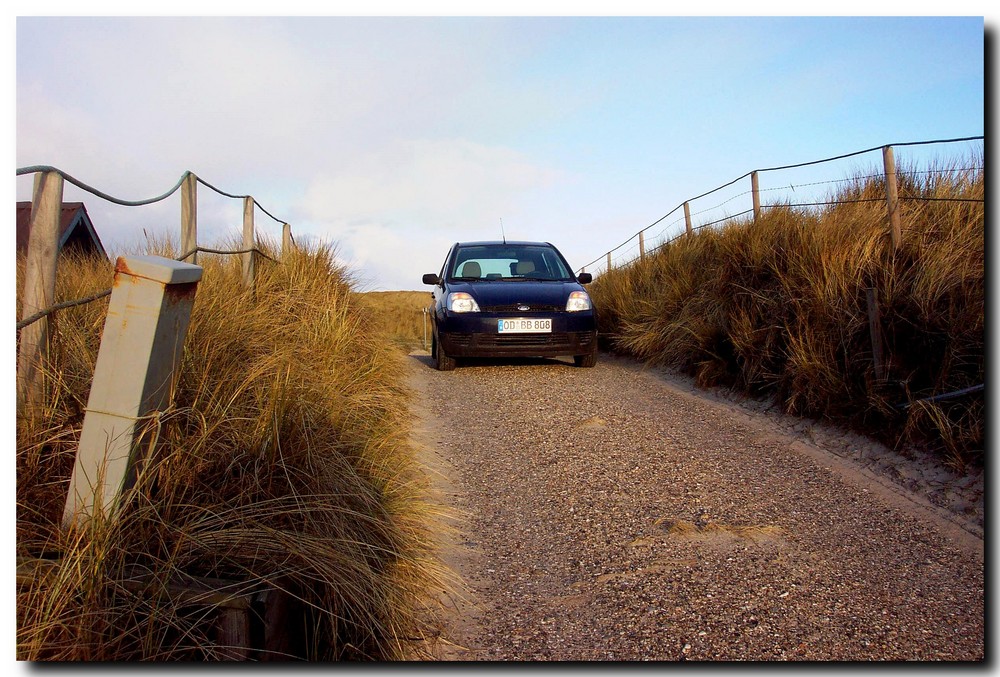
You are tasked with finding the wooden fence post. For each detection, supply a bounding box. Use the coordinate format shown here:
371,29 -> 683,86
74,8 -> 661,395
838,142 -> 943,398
751,171 -> 761,223
181,173 -> 198,264
62,255 -> 203,529
257,586 -> 299,660
17,170 -> 64,415
281,223 -> 293,260
684,202 -> 693,237
606,252 -> 612,273
865,287 -> 886,382
422,307 -> 427,351
242,197 -> 255,289
638,231 -> 645,262
883,146 -> 902,250
216,607 -> 251,660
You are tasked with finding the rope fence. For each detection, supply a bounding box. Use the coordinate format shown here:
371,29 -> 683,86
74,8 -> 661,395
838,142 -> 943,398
15,168 -> 295,330
15,288 -> 113,331
578,136 -> 985,276
14,246 -> 280,332
15,166 -> 297,410
16,166 -> 290,223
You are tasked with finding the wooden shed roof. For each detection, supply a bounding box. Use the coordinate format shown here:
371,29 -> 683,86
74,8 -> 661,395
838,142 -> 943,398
16,202 -> 108,259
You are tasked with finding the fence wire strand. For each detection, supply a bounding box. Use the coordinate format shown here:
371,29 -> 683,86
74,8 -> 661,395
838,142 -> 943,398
581,135 -> 984,272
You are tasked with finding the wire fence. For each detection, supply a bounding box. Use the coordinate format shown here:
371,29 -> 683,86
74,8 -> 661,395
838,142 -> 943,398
578,136 -> 985,276
15,167 -> 294,332
575,135 -> 985,411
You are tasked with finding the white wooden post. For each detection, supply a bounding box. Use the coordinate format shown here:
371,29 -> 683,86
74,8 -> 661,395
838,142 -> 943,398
181,173 -> 198,264
606,252 -> 612,273
242,197 -> 255,289
684,202 -> 693,237
638,231 -> 645,262
63,255 -> 202,529
17,171 -> 64,414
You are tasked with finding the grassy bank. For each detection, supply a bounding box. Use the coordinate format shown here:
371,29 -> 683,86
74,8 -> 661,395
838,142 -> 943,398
16,241 -> 442,660
590,156 -> 984,470
357,290 -> 432,352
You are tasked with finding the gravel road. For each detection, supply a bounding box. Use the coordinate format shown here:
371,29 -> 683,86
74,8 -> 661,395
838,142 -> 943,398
407,352 -> 984,662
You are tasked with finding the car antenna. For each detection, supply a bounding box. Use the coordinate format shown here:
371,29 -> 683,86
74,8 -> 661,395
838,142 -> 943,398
499,217 -> 506,244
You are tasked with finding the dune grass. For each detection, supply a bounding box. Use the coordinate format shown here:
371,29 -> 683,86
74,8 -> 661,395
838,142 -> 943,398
590,155 -> 984,470
357,291 -> 433,352
16,239 -> 445,660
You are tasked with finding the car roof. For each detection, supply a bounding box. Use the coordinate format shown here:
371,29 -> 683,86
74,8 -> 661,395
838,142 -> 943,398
454,240 -> 554,248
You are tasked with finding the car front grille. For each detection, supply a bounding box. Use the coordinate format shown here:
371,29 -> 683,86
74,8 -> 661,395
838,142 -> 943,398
480,303 -> 564,313
451,331 -> 594,349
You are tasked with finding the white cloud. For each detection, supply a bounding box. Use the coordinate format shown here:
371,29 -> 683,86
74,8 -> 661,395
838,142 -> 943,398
13,15 -> 986,292
335,221 -> 448,291
15,18 -> 543,209
303,137 -> 564,227
295,137 -> 567,289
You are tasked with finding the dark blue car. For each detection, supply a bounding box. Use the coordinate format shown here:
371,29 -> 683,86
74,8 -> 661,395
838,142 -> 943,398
422,241 -> 597,371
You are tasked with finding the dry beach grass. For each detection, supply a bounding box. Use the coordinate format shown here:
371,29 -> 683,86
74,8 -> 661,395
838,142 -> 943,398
590,156 -> 984,471
16,240 -> 443,660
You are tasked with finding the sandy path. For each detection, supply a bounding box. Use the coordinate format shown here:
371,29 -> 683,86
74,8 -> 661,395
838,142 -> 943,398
408,351 -> 983,661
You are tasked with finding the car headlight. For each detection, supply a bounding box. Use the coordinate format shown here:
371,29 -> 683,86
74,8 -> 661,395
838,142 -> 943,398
448,292 -> 481,313
566,290 -> 592,312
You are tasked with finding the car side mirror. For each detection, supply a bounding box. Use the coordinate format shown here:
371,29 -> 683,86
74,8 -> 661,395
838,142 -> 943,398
422,273 -> 440,285
577,273 -> 593,284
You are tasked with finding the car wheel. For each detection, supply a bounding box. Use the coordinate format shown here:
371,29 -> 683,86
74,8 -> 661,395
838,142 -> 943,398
435,336 -> 457,371
574,350 -> 597,368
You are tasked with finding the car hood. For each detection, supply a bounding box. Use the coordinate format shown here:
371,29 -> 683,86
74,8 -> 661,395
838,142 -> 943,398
448,280 -> 586,309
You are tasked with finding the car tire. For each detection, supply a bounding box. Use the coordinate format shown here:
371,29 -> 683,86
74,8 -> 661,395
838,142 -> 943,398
574,350 -> 597,368
434,335 -> 457,371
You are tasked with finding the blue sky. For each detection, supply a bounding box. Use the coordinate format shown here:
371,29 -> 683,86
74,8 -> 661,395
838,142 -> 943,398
12,8 -> 988,291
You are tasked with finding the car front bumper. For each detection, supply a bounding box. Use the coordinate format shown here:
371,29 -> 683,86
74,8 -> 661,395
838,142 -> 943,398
437,312 -> 597,358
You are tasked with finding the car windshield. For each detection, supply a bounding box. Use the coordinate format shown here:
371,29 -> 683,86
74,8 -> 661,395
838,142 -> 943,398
449,245 -> 575,281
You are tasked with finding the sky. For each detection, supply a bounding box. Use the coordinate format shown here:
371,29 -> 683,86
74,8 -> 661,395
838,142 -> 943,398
11,7 -> 989,293
2,5 -> 992,667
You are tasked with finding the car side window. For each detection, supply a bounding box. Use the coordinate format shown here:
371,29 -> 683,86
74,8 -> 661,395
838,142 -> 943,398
438,246 -> 453,283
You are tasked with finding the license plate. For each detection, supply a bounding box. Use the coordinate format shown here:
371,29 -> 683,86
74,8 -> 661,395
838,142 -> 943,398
498,318 -> 552,333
